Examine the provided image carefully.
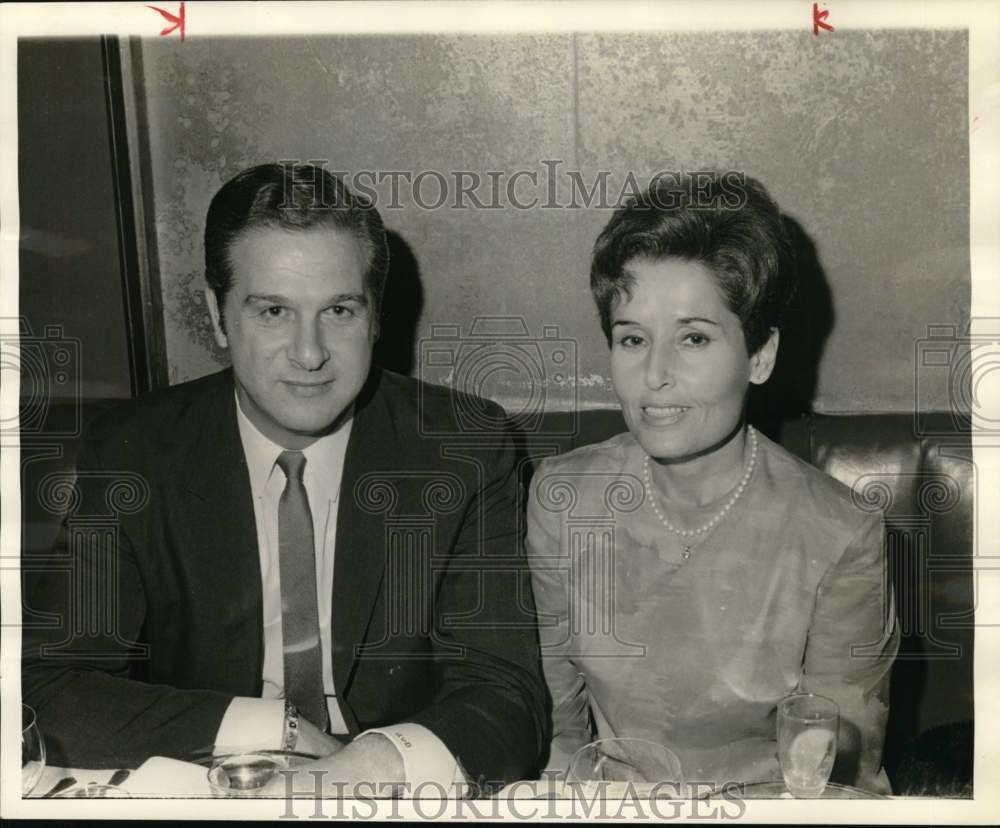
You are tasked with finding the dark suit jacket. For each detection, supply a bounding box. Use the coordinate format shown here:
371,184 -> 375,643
22,367 -> 548,784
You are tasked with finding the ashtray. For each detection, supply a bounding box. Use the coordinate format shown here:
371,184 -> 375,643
207,752 -> 292,797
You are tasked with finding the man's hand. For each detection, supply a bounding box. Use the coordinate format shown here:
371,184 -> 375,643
295,716 -> 344,758
265,733 -> 405,797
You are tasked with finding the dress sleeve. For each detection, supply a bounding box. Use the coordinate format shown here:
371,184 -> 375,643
525,466 -> 593,776
799,512 -> 900,795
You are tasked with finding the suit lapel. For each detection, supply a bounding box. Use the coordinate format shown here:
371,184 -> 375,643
165,369 -> 410,704
174,371 -> 263,694
331,370 -> 399,703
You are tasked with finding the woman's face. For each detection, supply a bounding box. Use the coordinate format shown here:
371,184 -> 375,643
609,257 -> 777,463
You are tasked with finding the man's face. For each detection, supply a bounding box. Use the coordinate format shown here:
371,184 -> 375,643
206,225 -> 375,449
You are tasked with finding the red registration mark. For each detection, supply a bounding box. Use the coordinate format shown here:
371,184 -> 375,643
813,2 -> 834,36
147,1 -> 186,42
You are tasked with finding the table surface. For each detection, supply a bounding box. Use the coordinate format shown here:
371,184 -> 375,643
28,764 -> 888,800
705,781 -> 887,800
29,765 -> 130,798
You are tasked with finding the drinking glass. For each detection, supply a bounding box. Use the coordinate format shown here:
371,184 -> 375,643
567,737 -> 684,798
22,704 -> 46,796
777,693 -> 838,798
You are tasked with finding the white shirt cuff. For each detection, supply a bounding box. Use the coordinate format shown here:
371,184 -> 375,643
215,697 -> 285,754
363,723 -> 466,793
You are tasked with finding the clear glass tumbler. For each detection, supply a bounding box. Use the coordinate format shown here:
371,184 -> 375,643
777,693 -> 839,798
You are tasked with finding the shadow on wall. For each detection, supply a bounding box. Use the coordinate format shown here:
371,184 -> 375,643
373,230 -> 425,376
377,215 -> 837,423
749,214 -> 835,437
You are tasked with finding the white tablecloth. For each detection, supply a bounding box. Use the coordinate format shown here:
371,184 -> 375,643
30,757 -> 213,797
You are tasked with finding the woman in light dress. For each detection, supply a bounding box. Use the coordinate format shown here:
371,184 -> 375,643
526,174 -> 898,794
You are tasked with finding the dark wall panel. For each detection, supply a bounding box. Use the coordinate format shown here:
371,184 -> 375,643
18,39 -> 134,559
18,38 -> 132,402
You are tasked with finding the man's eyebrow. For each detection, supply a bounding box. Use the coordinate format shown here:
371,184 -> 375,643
244,292 -> 369,306
244,293 -> 289,305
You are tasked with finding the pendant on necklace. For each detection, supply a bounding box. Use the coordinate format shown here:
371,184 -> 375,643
681,546 -> 691,560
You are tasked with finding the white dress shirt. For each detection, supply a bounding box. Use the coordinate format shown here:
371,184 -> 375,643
214,393 -> 461,787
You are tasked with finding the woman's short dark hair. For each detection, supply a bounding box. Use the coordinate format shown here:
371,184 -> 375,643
204,163 -> 389,329
590,172 -> 794,356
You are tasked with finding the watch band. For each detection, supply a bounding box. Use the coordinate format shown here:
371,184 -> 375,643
282,699 -> 299,752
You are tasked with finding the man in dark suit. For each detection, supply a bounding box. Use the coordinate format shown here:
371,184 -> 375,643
22,163 -> 547,793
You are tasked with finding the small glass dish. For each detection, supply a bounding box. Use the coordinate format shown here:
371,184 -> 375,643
566,737 -> 684,799
207,752 -> 291,797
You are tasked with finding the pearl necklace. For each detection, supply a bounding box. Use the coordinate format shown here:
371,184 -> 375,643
642,425 -> 759,561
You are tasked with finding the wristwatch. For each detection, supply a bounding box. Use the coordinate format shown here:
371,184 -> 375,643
282,700 -> 300,752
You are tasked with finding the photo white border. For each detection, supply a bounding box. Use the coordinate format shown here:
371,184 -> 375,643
1,0 -> 997,822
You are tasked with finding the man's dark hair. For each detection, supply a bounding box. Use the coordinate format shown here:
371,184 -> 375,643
590,172 -> 795,356
204,163 -> 390,331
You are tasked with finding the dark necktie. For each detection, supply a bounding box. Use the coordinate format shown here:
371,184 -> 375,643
276,450 -> 327,729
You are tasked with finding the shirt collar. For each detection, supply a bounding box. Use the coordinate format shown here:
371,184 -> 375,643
235,391 -> 354,501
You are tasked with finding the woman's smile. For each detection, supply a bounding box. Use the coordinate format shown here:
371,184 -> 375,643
640,404 -> 689,425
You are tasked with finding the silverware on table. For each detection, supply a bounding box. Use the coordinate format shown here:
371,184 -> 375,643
41,776 -> 77,798
108,769 -> 131,787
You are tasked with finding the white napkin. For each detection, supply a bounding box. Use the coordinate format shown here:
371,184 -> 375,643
120,756 -> 213,797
